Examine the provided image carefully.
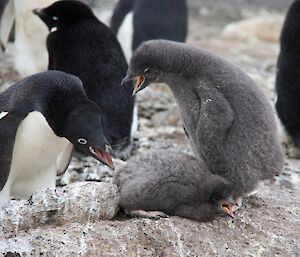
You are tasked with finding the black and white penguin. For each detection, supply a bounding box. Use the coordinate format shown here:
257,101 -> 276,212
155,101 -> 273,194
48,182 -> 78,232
275,0 -> 300,148
0,70 -> 114,208
0,0 -> 57,77
0,0 -> 102,76
110,0 -> 188,61
122,39 -> 284,201
114,150 -> 236,221
0,0 -> 12,51
33,0 -> 137,160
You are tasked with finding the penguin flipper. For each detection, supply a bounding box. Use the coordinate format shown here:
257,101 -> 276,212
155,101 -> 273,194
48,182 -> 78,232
0,112 -> 24,190
196,84 -> 234,145
110,0 -> 134,34
56,143 -> 74,175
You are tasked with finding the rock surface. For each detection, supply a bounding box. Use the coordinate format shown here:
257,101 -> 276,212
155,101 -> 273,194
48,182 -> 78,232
0,182 -> 119,234
222,15 -> 284,43
0,184 -> 299,256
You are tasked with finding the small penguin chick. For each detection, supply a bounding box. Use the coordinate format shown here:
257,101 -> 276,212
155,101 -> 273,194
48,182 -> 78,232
275,0 -> 300,148
122,39 -> 284,199
33,0 -> 136,160
0,70 -> 113,207
114,150 -> 236,221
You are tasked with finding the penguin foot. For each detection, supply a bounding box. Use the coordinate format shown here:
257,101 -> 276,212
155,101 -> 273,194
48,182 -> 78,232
128,210 -> 169,219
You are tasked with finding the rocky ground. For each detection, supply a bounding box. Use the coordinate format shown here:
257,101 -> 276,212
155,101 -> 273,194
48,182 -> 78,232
0,2 -> 299,256
1,182 -> 299,256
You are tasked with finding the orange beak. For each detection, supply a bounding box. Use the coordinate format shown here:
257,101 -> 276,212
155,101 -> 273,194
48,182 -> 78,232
132,75 -> 145,95
89,145 -> 114,169
221,202 -> 235,218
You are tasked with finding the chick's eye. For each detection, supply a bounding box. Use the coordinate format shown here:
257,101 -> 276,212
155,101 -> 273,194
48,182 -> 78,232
52,16 -> 58,21
78,138 -> 87,145
144,68 -> 150,73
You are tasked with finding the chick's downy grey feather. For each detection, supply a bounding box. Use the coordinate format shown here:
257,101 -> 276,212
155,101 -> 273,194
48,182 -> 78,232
126,40 -> 284,198
114,150 -> 234,221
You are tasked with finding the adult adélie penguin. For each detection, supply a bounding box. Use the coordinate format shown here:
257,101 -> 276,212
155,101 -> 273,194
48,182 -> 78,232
110,0 -> 188,61
0,70 -> 114,208
275,0 -> 300,149
33,0 -> 137,160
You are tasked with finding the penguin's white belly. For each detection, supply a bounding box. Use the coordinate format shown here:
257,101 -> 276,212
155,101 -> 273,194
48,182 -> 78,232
8,111 -> 72,200
117,12 -> 133,63
12,0 -> 57,77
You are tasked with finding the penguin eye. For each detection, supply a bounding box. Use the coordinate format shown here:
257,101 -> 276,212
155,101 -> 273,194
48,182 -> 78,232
144,68 -> 150,73
78,138 -> 87,145
52,16 -> 58,21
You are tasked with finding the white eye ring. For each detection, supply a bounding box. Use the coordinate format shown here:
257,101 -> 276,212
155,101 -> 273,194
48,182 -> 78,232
78,138 -> 87,145
52,16 -> 58,21
144,68 -> 150,73
50,27 -> 57,33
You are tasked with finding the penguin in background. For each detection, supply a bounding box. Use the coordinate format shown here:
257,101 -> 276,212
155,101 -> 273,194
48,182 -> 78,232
0,0 -> 57,77
110,0 -> 188,61
0,0 -> 108,77
0,70 -> 114,208
114,150 -> 236,221
33,0 -> 137,160
122,39 -> 284,202
0,0 -> 13,51
275,0 -> 300,149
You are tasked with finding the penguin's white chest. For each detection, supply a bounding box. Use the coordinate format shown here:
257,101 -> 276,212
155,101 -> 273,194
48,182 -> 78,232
12,0 -> 58,77
117,12 -> 133,62
8,111 -> 72,200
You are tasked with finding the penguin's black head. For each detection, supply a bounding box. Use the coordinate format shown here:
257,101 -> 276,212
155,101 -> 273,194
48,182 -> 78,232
33,0 -> 95,31
207,179 -> 236,218
64,101 -> 114,169
121,42 -> 164,95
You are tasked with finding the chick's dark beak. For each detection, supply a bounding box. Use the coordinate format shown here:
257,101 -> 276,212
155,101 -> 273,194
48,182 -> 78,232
121,75 -> 145,95
89,144 -> 115,170
121,75 -> 131,86
32,8 -> 45,17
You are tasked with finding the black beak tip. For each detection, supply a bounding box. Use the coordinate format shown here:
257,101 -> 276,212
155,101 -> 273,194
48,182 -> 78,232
121,75 -> 130,86
32,8 -> 43,16
107,145 -> 116,158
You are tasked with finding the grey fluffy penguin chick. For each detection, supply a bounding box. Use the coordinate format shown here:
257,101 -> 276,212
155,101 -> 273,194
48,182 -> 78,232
114,150 -> 236,221
122,40 -> 284,200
